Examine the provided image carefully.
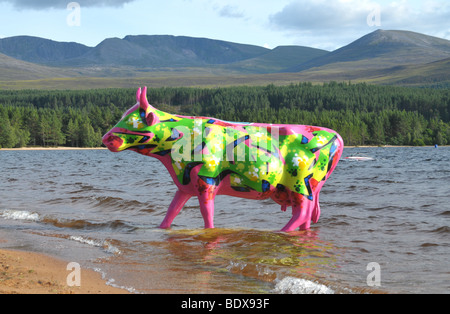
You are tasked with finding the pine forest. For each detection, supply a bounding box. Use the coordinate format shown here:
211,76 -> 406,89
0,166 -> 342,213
1,82 -> 449,149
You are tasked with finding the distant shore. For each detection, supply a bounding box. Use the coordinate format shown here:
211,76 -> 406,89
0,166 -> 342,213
0,145 -> 445,151
344,145 -> 446,148
0,147 -> 107,151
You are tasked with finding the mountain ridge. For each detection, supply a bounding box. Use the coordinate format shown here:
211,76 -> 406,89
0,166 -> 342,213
0,34 -> 276,68
285,29 -> 450,72
0,30 -> 449,88
0,35 -> 90,64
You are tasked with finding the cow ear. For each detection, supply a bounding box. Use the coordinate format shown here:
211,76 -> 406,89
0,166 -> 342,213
146,112 -> 159,126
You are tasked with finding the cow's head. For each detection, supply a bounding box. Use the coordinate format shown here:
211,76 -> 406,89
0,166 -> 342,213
102,87 -> 182,156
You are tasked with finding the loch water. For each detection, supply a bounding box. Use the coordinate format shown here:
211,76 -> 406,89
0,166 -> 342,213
0,147 -> 449,294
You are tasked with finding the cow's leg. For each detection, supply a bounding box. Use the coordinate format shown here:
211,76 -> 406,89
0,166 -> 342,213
159,190 -> 191,229
197,179 -> 218,229
198,196 -> 215,229
299,201 -> 313,230
311,180 -> 325,224
311,193 -> 321,224
281,205 -> 305,232
281,194 -> 314,232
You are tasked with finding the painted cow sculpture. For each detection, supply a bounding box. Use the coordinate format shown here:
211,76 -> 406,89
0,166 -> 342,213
103,87 -> 344,232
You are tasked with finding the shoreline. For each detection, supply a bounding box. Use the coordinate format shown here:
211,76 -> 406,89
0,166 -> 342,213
0,145 -> 446,152
0,147 -> 107,151
0,247 -> 129,294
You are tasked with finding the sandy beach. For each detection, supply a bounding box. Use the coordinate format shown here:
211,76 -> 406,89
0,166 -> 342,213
0,146 -> 127,294
0,248 -> 128,294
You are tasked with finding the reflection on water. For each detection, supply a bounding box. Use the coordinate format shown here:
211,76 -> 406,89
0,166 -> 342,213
1,147 -> 449,294
94,228 -> 344,294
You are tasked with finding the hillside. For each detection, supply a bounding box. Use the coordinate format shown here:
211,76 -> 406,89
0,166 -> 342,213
0,34 -> 329,78
0,52 -> 78,80
224,46 -> 328,73
0,35 -> 271,68
0,30 -> 449,88
373,57 -> 450,87
286,30 -> 450,72
123,35 -> 270,66
0,36 -> 90,65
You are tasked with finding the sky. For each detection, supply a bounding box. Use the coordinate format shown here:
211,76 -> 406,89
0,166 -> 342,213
0,0 -> 449,51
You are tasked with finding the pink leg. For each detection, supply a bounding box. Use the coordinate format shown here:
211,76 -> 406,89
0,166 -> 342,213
311,195 -> 321,224
299,202 -> 313,230
311,181 -> 325,224
281,194 -> 314,232
198,197 -> 215,229
159,190 -> 191,229
197,179 -> 217,229
281,205 -> 306,232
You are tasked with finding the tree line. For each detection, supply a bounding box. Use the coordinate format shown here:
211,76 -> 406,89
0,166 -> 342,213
0,82 -> 449,148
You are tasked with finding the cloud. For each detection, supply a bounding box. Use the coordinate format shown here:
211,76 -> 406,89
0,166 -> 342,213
270,0 -> 450,33
268,0 -> 450,49
0,0 -> 136,9
383,0 -> 450,32
270,0 -> 381,31
217,4 -> 245,19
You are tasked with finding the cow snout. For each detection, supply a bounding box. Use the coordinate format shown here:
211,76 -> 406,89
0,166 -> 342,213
102,132 -> 123,152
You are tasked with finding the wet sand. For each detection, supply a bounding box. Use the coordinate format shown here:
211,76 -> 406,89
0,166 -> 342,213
0,248 -> 128,294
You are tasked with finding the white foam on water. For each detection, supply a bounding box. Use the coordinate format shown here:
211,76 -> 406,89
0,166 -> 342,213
93,267 -> 138,294
273,277 -> 335,294
0,209 -> 40,222
69,235 -> 121,255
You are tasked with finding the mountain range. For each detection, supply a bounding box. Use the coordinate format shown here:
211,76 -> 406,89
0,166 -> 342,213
0,34 -> 328,72
0,30 -> 449,88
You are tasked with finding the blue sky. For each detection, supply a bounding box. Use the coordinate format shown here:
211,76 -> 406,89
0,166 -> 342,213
0,0 -> 449,51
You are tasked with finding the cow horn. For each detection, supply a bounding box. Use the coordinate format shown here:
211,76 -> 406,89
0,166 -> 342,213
136,87 -> 142,103
139,86 -> 151,112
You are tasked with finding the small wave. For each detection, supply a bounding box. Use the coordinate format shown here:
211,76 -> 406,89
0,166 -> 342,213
41,217 -> 135,232
92,196 -> 148,211
93,268 -> 137,294
1,209 -> 136,233
420,242 -> 439,248
226,260 -> 277,281
69,235 -> 121,255
48,195 -> 150,212
428,226 -> 450,234
0,209 -> 40,222
334,201 -> 360,207
273,277 -> 334,294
